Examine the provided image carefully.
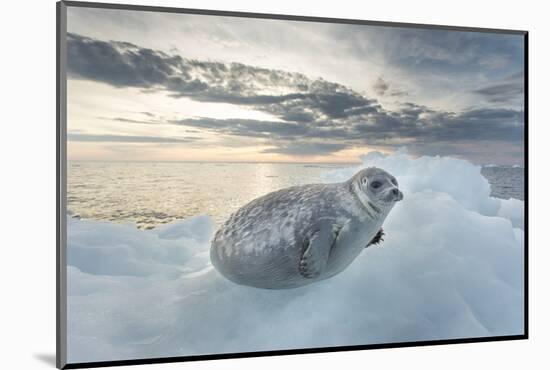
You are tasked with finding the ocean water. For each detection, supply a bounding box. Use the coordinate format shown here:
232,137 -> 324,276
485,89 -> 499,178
67,161 -> 524,229
481,166 -> 525,201
67,161 -> 352,229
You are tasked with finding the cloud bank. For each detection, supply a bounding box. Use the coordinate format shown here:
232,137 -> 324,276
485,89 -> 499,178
67,33 -> 524,162
67,133 -> 199,143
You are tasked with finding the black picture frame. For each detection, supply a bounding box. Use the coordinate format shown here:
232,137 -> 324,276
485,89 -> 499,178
56,1 -> 529,368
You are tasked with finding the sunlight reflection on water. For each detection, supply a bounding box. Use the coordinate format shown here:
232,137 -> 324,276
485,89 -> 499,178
68,162 -> 524,229
67,162 -> 352,229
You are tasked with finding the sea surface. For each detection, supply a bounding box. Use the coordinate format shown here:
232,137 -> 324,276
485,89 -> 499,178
67,161 -> 524,229
481,166 -> 525,201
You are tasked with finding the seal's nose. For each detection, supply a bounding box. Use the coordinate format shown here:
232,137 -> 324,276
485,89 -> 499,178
392,188 -> 404,201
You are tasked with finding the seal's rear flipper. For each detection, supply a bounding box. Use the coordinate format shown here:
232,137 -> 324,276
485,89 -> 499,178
366,228 -> 385,248
299,230 -> 333,278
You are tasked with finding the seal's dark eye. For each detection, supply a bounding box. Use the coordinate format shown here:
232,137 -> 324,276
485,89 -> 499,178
371,181 -> 382,189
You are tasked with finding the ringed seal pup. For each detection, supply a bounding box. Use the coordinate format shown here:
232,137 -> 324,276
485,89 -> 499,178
210,167 -> 403,289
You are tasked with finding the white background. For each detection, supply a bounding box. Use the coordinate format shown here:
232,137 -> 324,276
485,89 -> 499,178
1,0 -> 548,369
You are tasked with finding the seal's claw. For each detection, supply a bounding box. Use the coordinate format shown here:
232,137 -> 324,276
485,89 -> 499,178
366,228 -> 385,248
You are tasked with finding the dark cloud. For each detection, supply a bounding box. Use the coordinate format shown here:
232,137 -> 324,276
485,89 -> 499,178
173,105 -> 523,146
389,90 -> 408,97
171,118 -> 312,139
68,133 -> 199,143
373,77 -> 389,96
67,33 -> 379,124
67,33 -> 184,88
473,72 -> 524,103
262,142 -> 348,156
98,117 -> 159,125
372,76 -> 408,98
68,33 -> 524,161
474,83 -> 523,102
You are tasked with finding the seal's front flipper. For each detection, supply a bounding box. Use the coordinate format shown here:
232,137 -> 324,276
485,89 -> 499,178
299,229 -> 334,279
366,228 -> 385,248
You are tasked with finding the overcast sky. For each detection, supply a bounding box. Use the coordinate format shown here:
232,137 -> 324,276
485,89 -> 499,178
66,6 -> 525,164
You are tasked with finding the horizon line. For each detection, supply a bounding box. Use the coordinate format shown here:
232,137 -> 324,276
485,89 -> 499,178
67,159 -> 364,165
66,159 -> 525,167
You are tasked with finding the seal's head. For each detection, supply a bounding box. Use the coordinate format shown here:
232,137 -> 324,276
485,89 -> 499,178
351,167 -> 403,210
